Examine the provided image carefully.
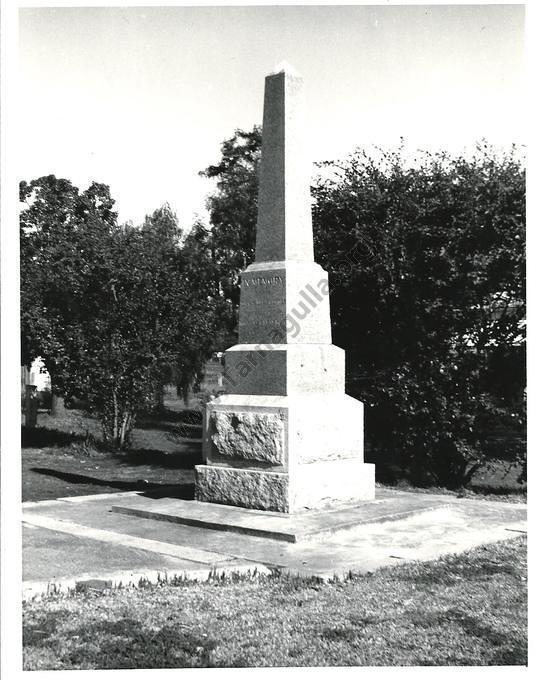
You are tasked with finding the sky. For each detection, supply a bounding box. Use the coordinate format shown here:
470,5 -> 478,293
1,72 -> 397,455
18,3 -> 525,228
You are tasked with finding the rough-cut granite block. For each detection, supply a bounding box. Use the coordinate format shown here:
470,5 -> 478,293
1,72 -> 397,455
210,410 -> 285,465
195,466 -> 289,512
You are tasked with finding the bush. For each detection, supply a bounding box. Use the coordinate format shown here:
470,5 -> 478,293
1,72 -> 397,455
313,142 -> 525,487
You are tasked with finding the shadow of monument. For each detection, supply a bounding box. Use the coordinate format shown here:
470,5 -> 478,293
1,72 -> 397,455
29,467 -> 194,499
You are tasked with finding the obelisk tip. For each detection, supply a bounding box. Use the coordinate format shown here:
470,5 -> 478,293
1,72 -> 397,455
270,61 -> 302,77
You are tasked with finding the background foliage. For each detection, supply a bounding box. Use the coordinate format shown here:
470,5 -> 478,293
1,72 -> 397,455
20,135 -> 525,484
312,142 -> 525,486
199,135 -> 526,487
20,180 -> 222,447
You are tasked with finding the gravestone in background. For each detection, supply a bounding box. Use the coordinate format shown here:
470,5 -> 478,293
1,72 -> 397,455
194,63 -> 375,512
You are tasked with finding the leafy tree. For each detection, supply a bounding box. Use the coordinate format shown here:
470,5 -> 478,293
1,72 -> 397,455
20,180 -> 222,447
20,176 -> 117,412
173,219 -> 233,400
187,126 -> 262,353
60,211 -> 180,446
200,126 -> 261,310
64,206 -> 225,447
312,142 -> 525,486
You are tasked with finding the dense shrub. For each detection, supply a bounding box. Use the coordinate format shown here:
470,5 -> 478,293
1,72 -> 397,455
312,142 -> 525,486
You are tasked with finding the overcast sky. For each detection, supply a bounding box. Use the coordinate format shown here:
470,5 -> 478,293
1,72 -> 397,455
18,3 -> 525,228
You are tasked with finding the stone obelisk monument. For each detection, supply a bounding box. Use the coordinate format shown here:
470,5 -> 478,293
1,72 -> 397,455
195,63 -> 375,512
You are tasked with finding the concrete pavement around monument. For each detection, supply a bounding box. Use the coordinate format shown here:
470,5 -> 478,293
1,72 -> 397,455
22,487 -> 526,599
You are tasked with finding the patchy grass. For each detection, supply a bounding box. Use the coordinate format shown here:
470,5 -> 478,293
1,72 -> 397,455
372,456 -> 526,503
23,536 -> 527,669
378,479 -> 526,504
22,408 -> 200,502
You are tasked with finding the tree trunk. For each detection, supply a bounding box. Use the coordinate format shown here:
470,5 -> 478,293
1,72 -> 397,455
112,389 -> 119,446
154,382 -> 164,413
49,373 -> 66,416
176,379 -> 191,407
119,412 -> 128,449
50,393 -> 66,417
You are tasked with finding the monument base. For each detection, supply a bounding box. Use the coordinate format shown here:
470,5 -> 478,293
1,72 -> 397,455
195,460 -> 375,513
195,393 -> 375,513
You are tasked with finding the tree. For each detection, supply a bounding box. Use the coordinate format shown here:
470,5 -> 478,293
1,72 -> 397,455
171,219 -> 233,401
20,180 -> 223,447
20,176 -> 118,413
200,126 -> 261,311
186,126 -> 262,355
61,206 -> 224,447
61,211 -> 182,446
312,142 -> 525,486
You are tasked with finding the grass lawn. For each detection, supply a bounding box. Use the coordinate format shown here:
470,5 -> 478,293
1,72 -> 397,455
22,408 -> 201,501
23,535 -> 527,669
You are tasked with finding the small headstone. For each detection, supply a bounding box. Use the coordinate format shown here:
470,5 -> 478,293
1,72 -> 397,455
25,385 -> 38,428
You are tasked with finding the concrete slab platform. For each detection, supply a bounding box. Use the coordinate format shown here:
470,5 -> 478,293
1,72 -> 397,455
22,487 -> 527,597
109,488 -> 451,542
22,524 -> 234,581
23,515 -> 240,565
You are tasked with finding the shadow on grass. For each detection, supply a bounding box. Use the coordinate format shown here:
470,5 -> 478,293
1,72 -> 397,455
22,420 -> 203,469
29,467 -> 194,498
316,608 -> 526,666
400,554 -> 522,587
140,484 -> 195,500
24,617 -> 217,669
466,483 -> 527,497
136,410 -> 204,437
21,426 -> 94,450
137,422 -> 203,437
409,608 -> 527,664
118,446 -> 202,470
374,462 -> 526,498
137,409 -> 203,430
411,608 -> 509,644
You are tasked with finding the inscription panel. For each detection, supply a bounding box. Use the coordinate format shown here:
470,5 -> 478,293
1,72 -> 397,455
238,269 -> 286,344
